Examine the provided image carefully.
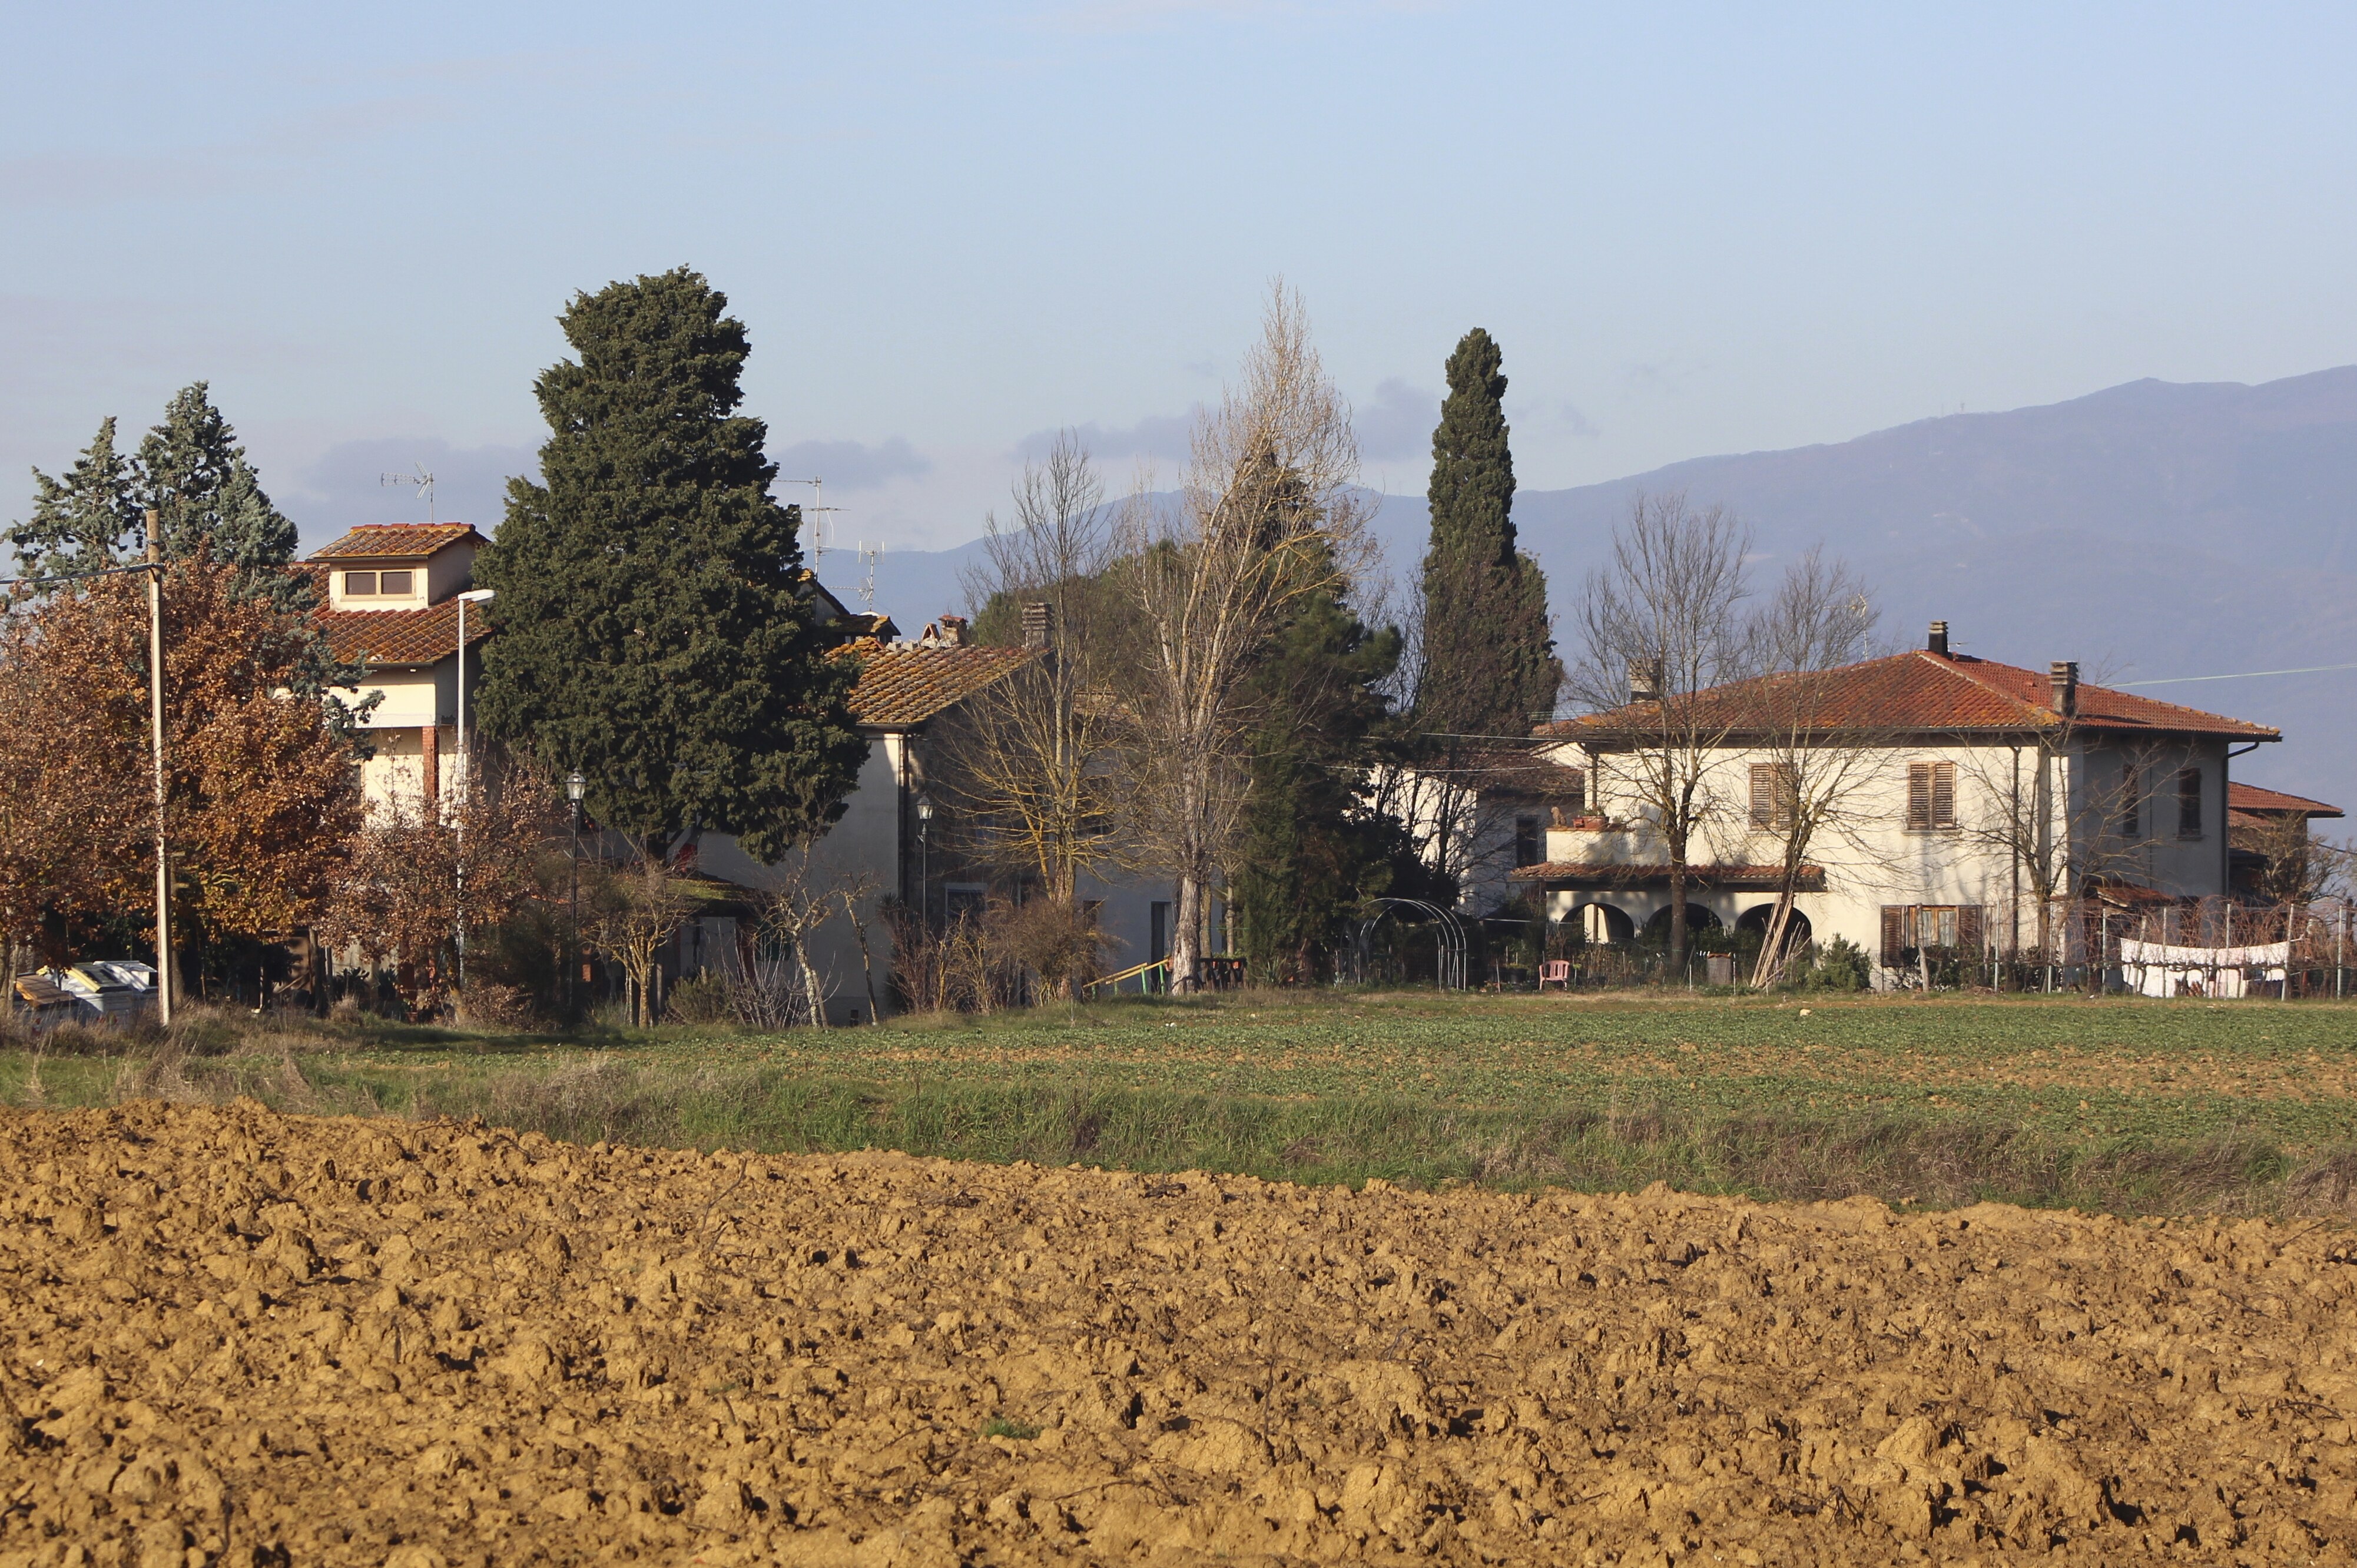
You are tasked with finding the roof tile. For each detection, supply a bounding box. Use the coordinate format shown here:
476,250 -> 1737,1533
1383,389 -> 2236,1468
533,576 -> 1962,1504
311,523 -> 480,560
1542,650 -> 2279,742
319,601 -> 492,667
837,642 -> 1040,727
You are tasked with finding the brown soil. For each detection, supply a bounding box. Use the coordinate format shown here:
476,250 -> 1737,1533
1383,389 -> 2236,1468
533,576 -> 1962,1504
4,1102 -> 2356,1567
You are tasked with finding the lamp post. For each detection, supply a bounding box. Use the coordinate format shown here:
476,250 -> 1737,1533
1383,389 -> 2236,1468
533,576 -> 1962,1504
916,794 -> 934,930
452,589 -> 493,993
566,770 -> 585,1022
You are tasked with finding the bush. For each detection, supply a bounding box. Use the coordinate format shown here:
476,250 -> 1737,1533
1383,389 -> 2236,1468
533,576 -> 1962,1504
664,973 -> 734,1026
1798,936 -> 1872,993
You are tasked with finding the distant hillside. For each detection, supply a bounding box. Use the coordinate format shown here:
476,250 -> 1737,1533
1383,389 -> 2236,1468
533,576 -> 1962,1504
873,367 -> 2357,815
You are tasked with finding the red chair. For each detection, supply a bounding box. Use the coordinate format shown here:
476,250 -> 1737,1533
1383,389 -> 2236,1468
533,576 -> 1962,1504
1538,960 -> 1573,991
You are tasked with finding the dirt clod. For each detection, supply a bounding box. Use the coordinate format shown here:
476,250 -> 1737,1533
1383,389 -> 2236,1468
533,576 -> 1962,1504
2,1100 -> 2355,1564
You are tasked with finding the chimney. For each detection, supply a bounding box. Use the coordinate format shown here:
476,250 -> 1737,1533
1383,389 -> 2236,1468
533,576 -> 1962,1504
1020,601 -> 1053,649
1626,658 -> 1663,704
1927,620 -> 1949,657
936,614 -> 969,648
2049,660 -> 2078,717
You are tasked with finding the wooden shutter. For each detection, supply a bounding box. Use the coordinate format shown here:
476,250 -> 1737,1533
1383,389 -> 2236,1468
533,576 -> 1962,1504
1881,905 -> 1906,962
1907,764 -> 1932,830
2177,768 -> 2202,837
2118,763 -> 2140,838
1750,763 -> 1775,827
1931,762 -> 1956,828
1958,905 -> 1984,954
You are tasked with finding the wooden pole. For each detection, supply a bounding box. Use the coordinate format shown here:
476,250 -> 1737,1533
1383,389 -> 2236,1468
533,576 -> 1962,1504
144,526 -> 173,1025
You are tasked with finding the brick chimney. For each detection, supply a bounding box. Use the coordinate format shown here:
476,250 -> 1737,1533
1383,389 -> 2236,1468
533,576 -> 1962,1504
935,615 -> 969,648
1626,658 -> 1663,704
1020,601 -> 1053,649
1927,620 -> 1949,657
2049,660 -> 2078,717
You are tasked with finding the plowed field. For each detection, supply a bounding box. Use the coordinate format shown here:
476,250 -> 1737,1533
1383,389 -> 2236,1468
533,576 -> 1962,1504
4,1101 -> 2355,1566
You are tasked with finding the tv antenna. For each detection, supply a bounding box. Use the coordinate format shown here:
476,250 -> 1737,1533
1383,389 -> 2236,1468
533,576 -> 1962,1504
380,463 -> 436,521
857,540 -> 882,612
784,478 -> 844,561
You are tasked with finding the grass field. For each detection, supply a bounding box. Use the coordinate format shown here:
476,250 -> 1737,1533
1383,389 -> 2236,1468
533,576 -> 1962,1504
6,987 -> 2355,1216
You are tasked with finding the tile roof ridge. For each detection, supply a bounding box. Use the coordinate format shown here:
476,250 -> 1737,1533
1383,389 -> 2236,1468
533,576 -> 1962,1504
1911,646 -> 2055,725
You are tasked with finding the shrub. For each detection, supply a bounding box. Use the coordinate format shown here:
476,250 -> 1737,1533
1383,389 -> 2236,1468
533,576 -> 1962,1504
1798,936 -> 1872,993
664,973 -> 734,1026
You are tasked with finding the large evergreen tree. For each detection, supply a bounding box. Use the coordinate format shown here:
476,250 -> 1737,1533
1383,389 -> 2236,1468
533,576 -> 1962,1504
475,267 -> 868,864
1232,548 -> 1438,983
1416,329 -> 1562,736
9,384 -> 299,595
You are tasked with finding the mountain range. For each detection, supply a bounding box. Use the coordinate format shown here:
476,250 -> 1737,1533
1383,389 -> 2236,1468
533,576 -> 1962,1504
863,367 -> 2357,817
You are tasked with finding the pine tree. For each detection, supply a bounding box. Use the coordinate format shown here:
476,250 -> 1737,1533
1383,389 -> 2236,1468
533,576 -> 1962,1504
1417,329 -> 1562,736
8,417 -> 142,578
135,383 -> 299,578
1233,554 -> 1434,983
474,267 -> 868,864
9,386 -> 301,604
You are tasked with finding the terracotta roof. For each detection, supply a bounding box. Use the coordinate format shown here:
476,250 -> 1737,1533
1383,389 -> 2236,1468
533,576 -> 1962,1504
1541,650 -> 2280,743
310,523 -> 481,560
838,642 -> 1040,728
318,601 -> 492,667
1509,862 -> 1825,891
2227,782 -> 2343,819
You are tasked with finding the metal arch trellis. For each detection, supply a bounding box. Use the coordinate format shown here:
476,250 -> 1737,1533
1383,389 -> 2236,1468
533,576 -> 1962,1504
1354,897 -> 1470,991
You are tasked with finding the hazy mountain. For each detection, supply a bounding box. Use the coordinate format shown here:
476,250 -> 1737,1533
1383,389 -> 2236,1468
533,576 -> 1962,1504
868,367 -> 2357,814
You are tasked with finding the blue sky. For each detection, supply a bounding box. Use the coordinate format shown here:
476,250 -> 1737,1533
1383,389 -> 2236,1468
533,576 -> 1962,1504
6,2 -> 2357,551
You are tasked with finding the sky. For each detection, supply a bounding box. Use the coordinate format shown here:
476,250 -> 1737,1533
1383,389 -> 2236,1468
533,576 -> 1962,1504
7,2 -> 2357,553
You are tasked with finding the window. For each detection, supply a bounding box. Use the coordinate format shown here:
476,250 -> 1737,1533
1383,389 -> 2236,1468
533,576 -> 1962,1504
1905,761 -> 1955,830
1563,768 -> 1587,818
1879,904 -> 1986,960
2177,768 -> 2203,838
1749,763 -> 1796,829
344,570 -> 377,595
944,882 -> 986,924
379,569 -> 413,595
2117,763 -> 2141,840
1514,815 -> 1543,867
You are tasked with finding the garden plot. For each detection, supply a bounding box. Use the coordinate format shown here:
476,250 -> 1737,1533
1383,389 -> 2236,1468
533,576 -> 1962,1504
4,1100 -> 2355,1565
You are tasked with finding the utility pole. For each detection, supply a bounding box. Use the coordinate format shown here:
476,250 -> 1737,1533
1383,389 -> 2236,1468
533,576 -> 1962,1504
453,589 -> 494,992
144,523 -> 173,1025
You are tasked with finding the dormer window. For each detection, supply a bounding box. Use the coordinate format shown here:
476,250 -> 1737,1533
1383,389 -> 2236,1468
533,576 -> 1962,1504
344,569 -> 413,597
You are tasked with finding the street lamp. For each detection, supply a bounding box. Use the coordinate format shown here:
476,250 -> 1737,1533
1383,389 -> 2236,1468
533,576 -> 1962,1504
566,770 -> 586,1022
452,588 -> 493,993
915,794 -> 934,930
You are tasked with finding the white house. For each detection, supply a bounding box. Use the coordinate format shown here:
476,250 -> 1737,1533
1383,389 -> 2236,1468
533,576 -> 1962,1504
1507,621 -> 2293,983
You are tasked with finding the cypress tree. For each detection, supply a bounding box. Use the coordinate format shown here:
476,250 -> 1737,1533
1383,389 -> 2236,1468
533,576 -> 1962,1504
1417,329 -> 1562,736
475,267 -> 868,864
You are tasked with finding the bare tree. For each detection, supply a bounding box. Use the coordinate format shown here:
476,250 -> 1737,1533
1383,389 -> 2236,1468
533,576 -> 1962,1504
1118,283 -> 1367,990
1735,549 -> 1885,985
939,433 -> 1125,915
1567,491 -> 1753,979
581,851 -> 690,1026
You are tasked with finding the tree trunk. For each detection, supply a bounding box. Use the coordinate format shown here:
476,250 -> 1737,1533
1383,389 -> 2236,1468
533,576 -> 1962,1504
1665,841 -> 1689,984
1172,871 -> 1206,993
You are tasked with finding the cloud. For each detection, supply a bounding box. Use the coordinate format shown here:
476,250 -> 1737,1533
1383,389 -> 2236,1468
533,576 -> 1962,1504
1014,410 -> 1201,463
771,436 -> 931,491
1354,378 -> 1435,460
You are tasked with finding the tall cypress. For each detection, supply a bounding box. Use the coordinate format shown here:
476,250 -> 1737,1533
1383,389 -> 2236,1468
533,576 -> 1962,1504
475,267 -> 868,864
1417,329 -> 1562,736
8,417 -> 141,578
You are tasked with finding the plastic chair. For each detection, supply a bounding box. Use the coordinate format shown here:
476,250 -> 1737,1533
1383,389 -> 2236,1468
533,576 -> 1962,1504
1538,960 -> 1573,991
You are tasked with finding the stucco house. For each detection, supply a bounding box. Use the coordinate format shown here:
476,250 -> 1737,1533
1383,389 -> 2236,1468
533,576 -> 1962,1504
1509,621 -> 2324,983
311,522 -> 493,810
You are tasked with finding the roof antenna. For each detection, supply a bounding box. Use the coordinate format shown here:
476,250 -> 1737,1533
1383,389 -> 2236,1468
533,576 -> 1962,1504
858,540 -> 882,612
785,478 -> 845,562
379,462 -> 436,521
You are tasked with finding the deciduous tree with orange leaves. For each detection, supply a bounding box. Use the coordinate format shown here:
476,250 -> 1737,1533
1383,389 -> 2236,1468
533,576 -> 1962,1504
0,555 -> 364,973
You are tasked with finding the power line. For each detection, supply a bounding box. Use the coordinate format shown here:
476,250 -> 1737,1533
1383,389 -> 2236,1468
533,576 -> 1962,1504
2115,661 -> 2357,689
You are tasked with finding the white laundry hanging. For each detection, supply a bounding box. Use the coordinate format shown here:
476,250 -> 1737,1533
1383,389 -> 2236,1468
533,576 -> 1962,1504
2116,937 -> 2289,998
